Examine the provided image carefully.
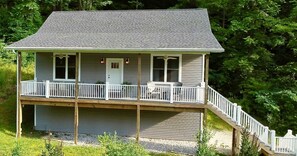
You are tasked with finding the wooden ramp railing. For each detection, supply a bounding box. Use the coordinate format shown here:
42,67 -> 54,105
207,86 -> 297,155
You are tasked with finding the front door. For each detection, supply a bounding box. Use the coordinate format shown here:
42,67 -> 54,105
106,58 -> 123,84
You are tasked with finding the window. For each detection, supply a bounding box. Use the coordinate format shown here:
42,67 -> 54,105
152,55 -> 181,82
111,62 -> 119,69
54,54 -> 77,80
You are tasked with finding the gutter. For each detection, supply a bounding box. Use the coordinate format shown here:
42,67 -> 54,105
4,47 -> 225,53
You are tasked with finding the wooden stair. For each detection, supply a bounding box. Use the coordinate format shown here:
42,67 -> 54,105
207,104 -> 275,155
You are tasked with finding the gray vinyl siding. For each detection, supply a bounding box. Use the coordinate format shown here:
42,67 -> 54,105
81,53 -> 150,84
36,53 -> 203,86
182,54 -> 203,86
36,52 -> 53,81
35,106 -> 201,141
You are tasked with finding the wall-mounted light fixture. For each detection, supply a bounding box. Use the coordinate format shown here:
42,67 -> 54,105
100,58 -> 105,64
125,58 -> 130,64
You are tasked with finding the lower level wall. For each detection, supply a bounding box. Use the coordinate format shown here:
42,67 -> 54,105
35,106 -> 201,141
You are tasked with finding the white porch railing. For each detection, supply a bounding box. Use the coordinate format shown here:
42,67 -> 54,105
21,80 -> 45,97
20,80 -> 204,103
49,82 -> 75,98
275,137 -> 297,154
208,86 -> 297,155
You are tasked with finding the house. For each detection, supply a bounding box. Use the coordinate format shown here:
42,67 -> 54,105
6,9 -> 224,143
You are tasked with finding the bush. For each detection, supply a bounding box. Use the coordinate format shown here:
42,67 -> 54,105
196,127 -> 219,156
98,132 -> 149,156
239,128 -> 259,156
41,135 -> 64,156
11,142 -> 22,156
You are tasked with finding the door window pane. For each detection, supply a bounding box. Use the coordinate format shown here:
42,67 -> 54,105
55,56 -> 66,79
111,62 -> 119,69
68,55 -> 76,79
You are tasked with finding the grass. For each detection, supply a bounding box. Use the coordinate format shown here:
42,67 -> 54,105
207,111 -> 232,131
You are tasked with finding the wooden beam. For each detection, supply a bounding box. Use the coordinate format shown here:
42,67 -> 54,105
137,54 -> 141,101
20,96 -> 207,109
232,128 -> 240,156
17,52 -> 22,138
136,105 -> 140,142
74,52 -> 79,144
203,54 -> 209,126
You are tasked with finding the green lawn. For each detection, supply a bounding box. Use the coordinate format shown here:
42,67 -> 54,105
0,95 -> 102,155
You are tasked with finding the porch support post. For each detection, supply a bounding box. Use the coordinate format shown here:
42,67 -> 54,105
137,54 -> 141,101
17,51 -> 22,138
203,54 -> 209,126
136,104 -> 140,142
232,128 -> 240,156
74,52 -> 79,144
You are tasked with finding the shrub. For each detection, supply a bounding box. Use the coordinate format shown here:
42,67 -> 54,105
196,127 -> 219,156
239,128 -> 259,156
11,142 -> 22,156
98,132 -> 149,156
41,135 -> 64,156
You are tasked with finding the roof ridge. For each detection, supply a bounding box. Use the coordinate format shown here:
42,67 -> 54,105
51,8 -> 207,13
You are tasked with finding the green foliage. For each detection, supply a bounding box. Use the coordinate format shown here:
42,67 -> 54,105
7,0 -> 42,42
239,128 -> 259,156
41,136 -> 64,156
0,57 -> 34,98
196,127 -> 219,156
98,132 -> 149,156
11,142 -> 22,156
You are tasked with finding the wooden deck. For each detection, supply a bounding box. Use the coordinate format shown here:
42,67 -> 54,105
20,96 -> 205,112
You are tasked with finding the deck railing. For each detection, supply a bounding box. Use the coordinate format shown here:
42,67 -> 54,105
20,80 -> 204,104
20,80 -> 296,154
275,137 -> 297,154
208,86 -> 297,155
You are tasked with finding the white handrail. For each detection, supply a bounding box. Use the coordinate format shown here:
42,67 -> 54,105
208,86 -> 297,155
275,137 -> 297,154
21,81 -> 45,96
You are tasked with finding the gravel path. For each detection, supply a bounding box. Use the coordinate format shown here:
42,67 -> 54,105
49,130 -> 232,155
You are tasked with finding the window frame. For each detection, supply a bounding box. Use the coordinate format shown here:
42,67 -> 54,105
150,54 -> 182,82
53,53 -> 81,81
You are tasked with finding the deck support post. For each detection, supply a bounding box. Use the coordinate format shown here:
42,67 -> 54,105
137,54 -> 141,101
203,54 -> 209,126
74,52 -> 79,144
17,51 -> 22,138
232,128 -> 240,156
136,105 -> 140,142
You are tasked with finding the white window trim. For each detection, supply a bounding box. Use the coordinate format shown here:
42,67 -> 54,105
53,53 -> 81,81
106,58 -> 124,84
150,54 -> 182,82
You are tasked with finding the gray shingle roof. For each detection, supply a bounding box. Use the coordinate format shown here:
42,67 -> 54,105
6,9 -> 224,53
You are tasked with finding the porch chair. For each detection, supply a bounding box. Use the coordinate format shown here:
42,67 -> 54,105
147,81 -> 161,99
